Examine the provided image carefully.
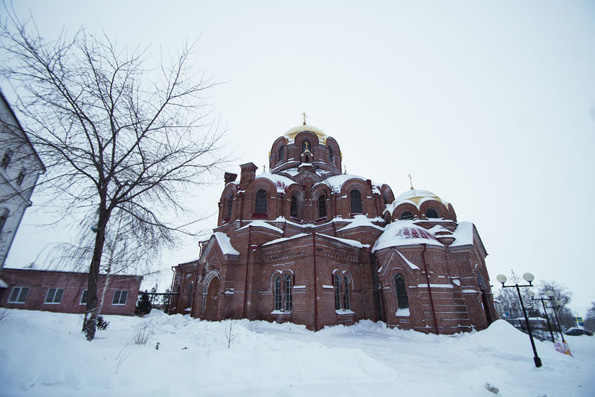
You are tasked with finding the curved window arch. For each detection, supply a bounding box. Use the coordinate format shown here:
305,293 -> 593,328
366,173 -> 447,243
284,274 -> 293,311
394,274 -> 409,310
255,189 -> 267,214
425,208 -> 439,219
400,211 -> 413,220
273,275 -> 282,311
278,145 -> 285,163
290,195 -> 298,218
350,190 -> 362,214
318,195 -> 327,219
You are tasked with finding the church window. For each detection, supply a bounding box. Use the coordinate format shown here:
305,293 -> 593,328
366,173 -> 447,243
255,189 -> 267,214
425,208 -> 439,219
0,208 -> 8,234
343,275 -> 351,310
350,190 -> 362,214
278,145 -> 285,163
187,282 -> 194,308
334,274 -> 342,310
284,274 -> 293,311
16,169 -> 26,186
273,275 -> 282,310
400,211 -> 413,220
328,146 -> 334,163
301,140 -> 311,154
226,195 -> 233,219
318,195 -> 327,219
290,195 -> 298,218
1,149 -> 12,169
394,274 -> 409,310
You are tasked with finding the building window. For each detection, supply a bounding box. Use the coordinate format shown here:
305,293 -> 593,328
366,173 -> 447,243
328,146 -> 334,163
187,282 -> 194,308
334,274 -> 342,310
0,208 -> 8,234
394,274 -> 409,309
112,290 -> 128,305
16,169 -> 26,186
425,208 -> 439,218
255,189 -> 267,214
226,195 -> 233,219
45,288 -> 64,304
400,211 -> 413,220
290,195 -> 298,218
80,290 -> 88,305
350,190 -> 362,214
301,140 -> 311,153
343,275 -> 351,310
284,274 -> 293,311
8,286 -> 29,303
1,149 -> 12,169
278,145 -> 285,163
318,195 -> 327,219
273,275 -> 282,311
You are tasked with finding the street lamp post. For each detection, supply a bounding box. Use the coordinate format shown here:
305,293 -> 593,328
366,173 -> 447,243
546,295 -> 566,343
528,290 -> 555,343
497,272 -> 542,368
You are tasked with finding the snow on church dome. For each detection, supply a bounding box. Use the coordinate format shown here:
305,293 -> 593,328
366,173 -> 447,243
372,221 -> 442,252
284,124 -> 328,144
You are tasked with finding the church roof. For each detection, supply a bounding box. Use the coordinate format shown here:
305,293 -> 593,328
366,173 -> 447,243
372,221 -> 442,252
395,189 -> 446,205
283,124 -> 328,144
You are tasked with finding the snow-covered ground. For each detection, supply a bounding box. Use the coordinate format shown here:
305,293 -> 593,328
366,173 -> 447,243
0,309 -> 593,396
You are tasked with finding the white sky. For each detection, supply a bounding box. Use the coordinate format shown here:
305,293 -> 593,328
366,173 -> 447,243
4,1 -> 595,316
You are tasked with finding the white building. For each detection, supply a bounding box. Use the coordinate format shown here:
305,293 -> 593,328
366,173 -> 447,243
0,89 -> 45,273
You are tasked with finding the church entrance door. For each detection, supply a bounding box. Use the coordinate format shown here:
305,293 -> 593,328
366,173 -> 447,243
205,277 -> 220,321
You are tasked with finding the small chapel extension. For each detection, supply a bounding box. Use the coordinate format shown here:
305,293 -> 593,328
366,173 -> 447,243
170,122 -> 496,334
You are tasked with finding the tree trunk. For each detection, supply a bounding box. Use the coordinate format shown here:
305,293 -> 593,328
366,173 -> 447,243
83,208 -> 109,341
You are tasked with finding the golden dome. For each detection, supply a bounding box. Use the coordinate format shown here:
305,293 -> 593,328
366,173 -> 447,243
283,124 -> 328,144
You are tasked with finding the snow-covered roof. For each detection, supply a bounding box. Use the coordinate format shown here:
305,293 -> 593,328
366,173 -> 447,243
213,232 -> 240,256
337,215 -> 384,232
372,221 -> 442,252
284,124 -> 328,144
395,249 -> 420,270
450,221 -> 474,247
263,233 -> 309,246
318,174 -> 366,193
323,235 -> 369,249
238,221 -> 284,234
255,172 -> 296,193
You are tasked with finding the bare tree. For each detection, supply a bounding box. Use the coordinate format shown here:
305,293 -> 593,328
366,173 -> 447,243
0,11 -> 228,340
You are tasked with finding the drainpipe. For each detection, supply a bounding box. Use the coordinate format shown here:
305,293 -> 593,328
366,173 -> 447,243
242,225 -> 252,318
312,231 -> 319,331
239,192 -> 245,228
421,243 -> 439,335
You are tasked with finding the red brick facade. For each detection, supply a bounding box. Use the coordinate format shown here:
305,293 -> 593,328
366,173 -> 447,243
170,124 -> 497,333
0,268 -> 142,316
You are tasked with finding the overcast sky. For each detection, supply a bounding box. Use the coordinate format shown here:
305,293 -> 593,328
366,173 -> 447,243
4,1 -> 595,316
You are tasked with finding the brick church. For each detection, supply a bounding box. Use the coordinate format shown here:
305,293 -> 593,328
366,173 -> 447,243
170,121 -> 497,334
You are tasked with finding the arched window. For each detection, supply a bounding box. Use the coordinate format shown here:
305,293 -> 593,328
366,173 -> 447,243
350,190 -> 362,214
278,145 -> 285,163
318,195 -> 327,219
425,208 -> 439,219
400,211 -> 413,220
343,275 -> 351,310
284,274 -> 293,311
334,274 -> 342,310
328,146 -> 334,163
0,208 -> 8,234
394,274 -> 409,310
255,189 -> 267,214
290,195 -> 298,218
273,275 -> 282,311
226,195 -> 233,219
187,282 -> 194,309
301,140 -> 311,153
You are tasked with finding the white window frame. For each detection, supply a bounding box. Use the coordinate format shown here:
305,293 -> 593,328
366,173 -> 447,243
44,288 -> 64,304
112,290 -> 128,305
8,286 -> 29,303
